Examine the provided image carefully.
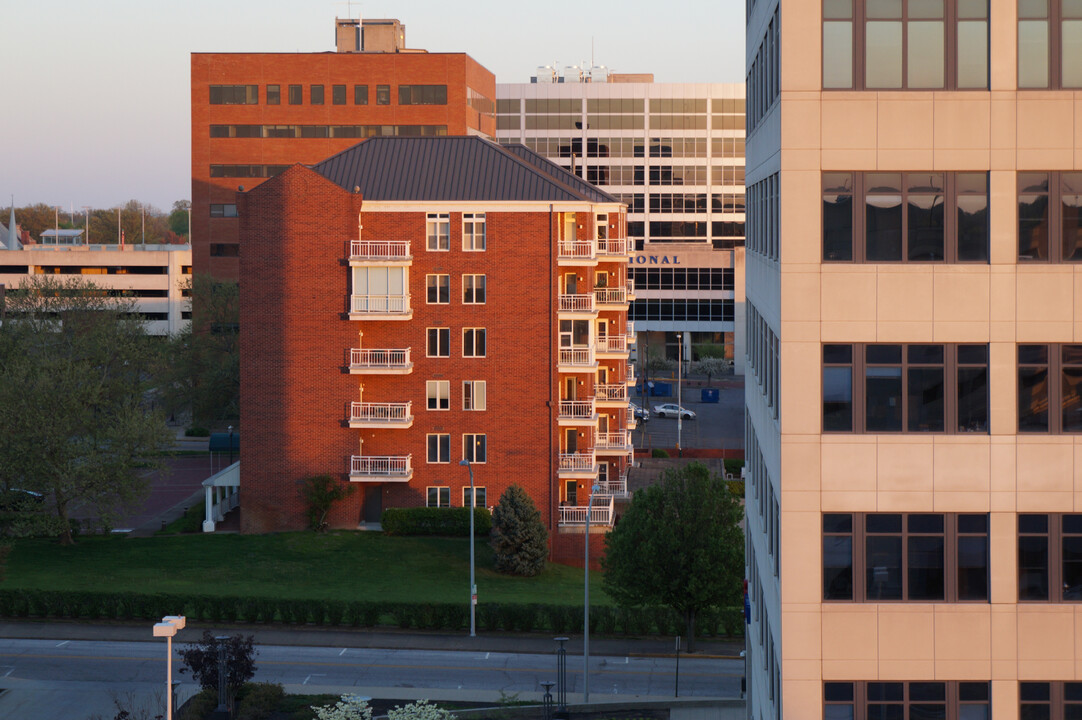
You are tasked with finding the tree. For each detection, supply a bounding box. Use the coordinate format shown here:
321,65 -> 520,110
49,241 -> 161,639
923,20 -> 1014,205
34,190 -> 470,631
602,462 -> 744,651
311,695 -> 373,720
0,277 -> 172,544
169,200 -> 190,237
300,474 -> 355,531
490,484 -> 548,576
691,356 -> 731,384
178,631 -> 257,711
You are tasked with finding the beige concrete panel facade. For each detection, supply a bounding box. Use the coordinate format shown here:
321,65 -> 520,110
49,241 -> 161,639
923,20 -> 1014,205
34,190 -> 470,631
878,606 -> 936,667
780,342 -> 822,436
931,268 -> 991,337
1076,443 -> 1082,508
780,607 -> 823,660
932,438 -> 991,496
876,268 -> 933,340
1077,96 -> 1082,167
1016,266 -> 1075,341
779,0 -> 821,92
990,438 -> 1019,511
1015,438 -> 1075,510
1016,94 -> 1077,168
780,170 -> 824,265
821,605 -> 879,678
933,606 -> 992,679
821,438 -> 878,510
820,267 -> 877,340
781,511 -> 822,605
932,96 -> 992,168
876,438 -> 934,504
1076,269 -> 1082,340
990,604 -> 1020,678
781,98 -> 823,154
989,94 -> 1019,170
821,97 -> 878,169
989,172 -> 1019,265
990,512 -> 1019,603
1016,606 -> 1075,678
989,267 -> 1018,341
780,437 -> 822,494
989,342 -> 1017,436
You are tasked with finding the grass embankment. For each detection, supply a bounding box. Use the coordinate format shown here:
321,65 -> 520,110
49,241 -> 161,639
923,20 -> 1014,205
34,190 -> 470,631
4,531 -> 610,605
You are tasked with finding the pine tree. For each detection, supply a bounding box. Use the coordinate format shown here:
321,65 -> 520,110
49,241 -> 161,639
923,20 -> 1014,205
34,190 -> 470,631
490,484 -> 548,576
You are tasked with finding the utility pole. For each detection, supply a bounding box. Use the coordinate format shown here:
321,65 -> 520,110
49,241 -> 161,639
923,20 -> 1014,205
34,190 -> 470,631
82,206 -> 91,244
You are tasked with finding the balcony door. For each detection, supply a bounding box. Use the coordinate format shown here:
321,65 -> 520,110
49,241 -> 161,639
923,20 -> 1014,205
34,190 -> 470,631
598,462 -> 608,483
565,428 -> 578,453
563,272 -> 578,295
598,414 -> 609,434
565,377 -> 577,401
363,485 -> 382,524
565,480 -> 578,505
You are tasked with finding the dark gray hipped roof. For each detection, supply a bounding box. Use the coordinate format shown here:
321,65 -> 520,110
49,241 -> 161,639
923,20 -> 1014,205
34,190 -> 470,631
311,136 -> 618,204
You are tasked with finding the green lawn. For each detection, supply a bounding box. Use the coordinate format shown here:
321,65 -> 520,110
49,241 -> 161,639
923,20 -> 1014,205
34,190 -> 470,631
3,532 -> 610,605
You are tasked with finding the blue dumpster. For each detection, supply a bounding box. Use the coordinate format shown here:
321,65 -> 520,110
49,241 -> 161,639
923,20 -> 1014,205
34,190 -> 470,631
651,381 -> 672,396
701,388 -> 720,403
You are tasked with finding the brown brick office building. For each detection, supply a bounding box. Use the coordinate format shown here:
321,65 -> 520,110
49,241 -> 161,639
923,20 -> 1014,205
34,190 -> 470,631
237,136 -> 633,559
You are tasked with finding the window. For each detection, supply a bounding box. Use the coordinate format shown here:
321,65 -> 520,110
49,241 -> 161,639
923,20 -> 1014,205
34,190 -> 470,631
463,486 -> 487,507
288,84 -> 302,105
463,328 -> 486,358
823,343 -> 989,433
1018,344 -> 1082,433
426,274 -> 449,304
398,85 -> 448,105
209,85 -> 258,104
463,434 -> 487,463
823,0 -> 989,90
267,85 -> 280,105
427,213 -> 450,251
209,204 -> 238,218
1019,0 -> 1082,88
824,513 -> 989,602
463,275 -> 486,304
332,84 -> 346,105
426,486 -> 450,507
351,266 -> 406,312
1018,172 -> 1082,261
824,172 -> 989,262
463,214 -> 486,251
354,85 -> 368,105
463,381 -> 487,411
376,84 -> 390,105
1022,682 -> 1082,718
1019,514 -> 1082,601
210,244 -> 239,257
426,436 -> 450,465
426,328 -> 450,358
427,381 -> 450,411
310,85 -> 324,105
825,682 -> 990,720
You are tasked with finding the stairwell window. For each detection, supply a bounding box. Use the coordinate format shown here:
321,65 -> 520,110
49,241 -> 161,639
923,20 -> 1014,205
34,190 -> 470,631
462,275 -> 486,304
426,435 -> 450,465
426,381 -> 449,411
426,328 -> 450,358
463,381 -> 486,411
463,486 -> 487,507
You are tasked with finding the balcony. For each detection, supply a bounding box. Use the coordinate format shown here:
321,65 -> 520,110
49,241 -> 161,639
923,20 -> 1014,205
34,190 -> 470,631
349,348 -> 413,375
557,240 -> 598,266
595,383 -> 628,405
349,455 -> 413,482
558,346 -> 597,372
627,321 -> 637,344
596,430 -> 633,454
596,334 -> 629,356
558,451 -> 598,478
559,399 -> 597,425
594,286 -> 629,307
349,240 -> 411,264
559,494 -> 614,526
348,401 -> 413,429
597,237 -> 630,258
596,475 -> 629,499
558,293 -> 596,315
626,363 -> 637,386
349,294 -> 412,321
626,277 -> 636,300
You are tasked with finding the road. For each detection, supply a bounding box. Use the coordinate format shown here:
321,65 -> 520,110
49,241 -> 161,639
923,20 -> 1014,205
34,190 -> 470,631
632,380 -> 745,451
0,638 -> 742,719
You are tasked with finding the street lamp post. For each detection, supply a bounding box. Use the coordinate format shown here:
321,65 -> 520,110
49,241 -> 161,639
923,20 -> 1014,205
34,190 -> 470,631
152,615 -> 186,720
677,333 -> 683,457
228,425 -> 234,466
459,458 -> 476,638
583,480 -> 600,704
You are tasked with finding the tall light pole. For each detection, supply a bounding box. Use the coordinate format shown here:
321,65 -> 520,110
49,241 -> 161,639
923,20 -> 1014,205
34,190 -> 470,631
583,480 -> 600,704
82,206 -> 91,244
677,332 -> 683,457
459,458 -> 477,637
152,615 -> 186,720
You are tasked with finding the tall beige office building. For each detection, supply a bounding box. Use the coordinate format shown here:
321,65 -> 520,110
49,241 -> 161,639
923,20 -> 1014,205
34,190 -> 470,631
745,2 -> 1082,719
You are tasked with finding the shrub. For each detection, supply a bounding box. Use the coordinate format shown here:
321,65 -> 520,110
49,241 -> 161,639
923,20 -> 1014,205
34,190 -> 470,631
299,475 -> 354,532
185,427 -> 210,437
312,694 -> 372,720
179,688 -> 218,720
727,480 -> 745,496
490,485 -> 547,577
236,682 -> 286,720
651,448 -> 670,458
723,458 -> 745,477
381,507 -> 491,536
387,700 -> 457,720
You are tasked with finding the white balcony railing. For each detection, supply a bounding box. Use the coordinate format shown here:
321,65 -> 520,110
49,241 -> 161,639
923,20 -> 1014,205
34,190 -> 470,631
594,287 -> 628,305
350,240 -> 411,261
595,383 -> 628,403
559,494 -> 615,526
559,347 -> 595,367
559,399 -> 596,420
558,294 -> 596,313
559,451 -> 597,472
626,278 -> 635,296
596,335 -> 628,354
626,363 -> 637,385
350,455 -> 412,478
350,348 -> 411,370
627,320 -> 636,343
558,240 -> 596,260
596,475 -> 629,498
596,430 -> 632,451
597,237 -> 629,255
350,294 -> 411,315
349,401 -> 412,424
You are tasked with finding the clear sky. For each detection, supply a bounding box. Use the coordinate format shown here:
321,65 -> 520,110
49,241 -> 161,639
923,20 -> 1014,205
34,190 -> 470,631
0,0 -> 744,213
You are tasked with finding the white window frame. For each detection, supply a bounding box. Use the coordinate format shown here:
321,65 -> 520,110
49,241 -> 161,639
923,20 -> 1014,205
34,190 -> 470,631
427,212 -> 450,251
463,433 -> 487,464
427,433 -> 450,464
426,274 -> 450,305
463,486 -> 487,508
426,327 -> 450,358
427,380 -> 450,411
463,328 -> 487,358
463,380 -> 487,411
463,213 -> 486,251
426,486 -> 450,507
462,274 -> 486,304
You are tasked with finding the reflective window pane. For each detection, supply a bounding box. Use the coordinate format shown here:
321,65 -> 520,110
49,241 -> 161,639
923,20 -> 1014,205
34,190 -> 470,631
824,367 -> 854,431
824,536 -> 854,599
957,20 -> 989,88
957,367 -> 989,432
867,21 -> 904,88
1018,534 -> 1050,600
908,21 -> 946,88
1019,193 -> 1050,260
824,22 -> 855,89
908,535 -> 946,600
1019,20 -> 1050,88
1063,174 -> 1082,259
867,191 -> 903,261
867,0 -> 903,17
1064,366 -> 1082,432
908,193 -> 945,260
867,366 -> 903,431
1063,535 -> 1082,599
1064,20 -> 1082,87
824,189 -> 854,260
909,0 -> 944,18
957,194 -> 989,261
1019,367 -> 1050,432
908,367 -> 945,431
958,535 -> 989,600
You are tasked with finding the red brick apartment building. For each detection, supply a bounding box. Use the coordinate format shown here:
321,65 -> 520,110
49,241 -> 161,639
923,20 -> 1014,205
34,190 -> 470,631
237,136 -> 634,559
192,18 -> 496,280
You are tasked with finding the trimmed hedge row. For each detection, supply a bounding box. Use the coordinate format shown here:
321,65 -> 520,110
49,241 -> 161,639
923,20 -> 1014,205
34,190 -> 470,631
0,589 -> 744,638
381,507 -> 492,536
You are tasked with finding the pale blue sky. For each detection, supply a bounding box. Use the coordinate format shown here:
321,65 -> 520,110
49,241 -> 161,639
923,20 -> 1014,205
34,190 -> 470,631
0,0 -> 743,212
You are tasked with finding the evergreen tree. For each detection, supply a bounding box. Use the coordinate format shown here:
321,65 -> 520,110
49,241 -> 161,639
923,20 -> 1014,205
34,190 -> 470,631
490,484 -> 548,576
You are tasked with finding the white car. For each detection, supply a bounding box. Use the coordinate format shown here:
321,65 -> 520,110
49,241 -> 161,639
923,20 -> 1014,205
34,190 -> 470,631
651,403 -> 696,420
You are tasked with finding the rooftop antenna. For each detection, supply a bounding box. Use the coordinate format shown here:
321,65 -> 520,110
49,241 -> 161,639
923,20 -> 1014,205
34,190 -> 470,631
591,37 -> 594,68
335,0 -> 359,19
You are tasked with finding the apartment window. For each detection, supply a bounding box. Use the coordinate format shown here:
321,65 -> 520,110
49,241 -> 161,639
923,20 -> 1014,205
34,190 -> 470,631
309,84 -> 324,105
427,213 -> 450,251
426,274 -> 450,304
427,380 -> 450,411
463,381 -> 487,411
426,435 -> 450,465
825,682 -> 990,720
823,0 -> 989,90
426,328 -> 450,358
824,513 -> 989,602
824,172 -> 989,262
463,486 -> 487,507
1018,514 -> 1082,601
331,84 -> 346,105
1018,344 -> 1082,433
426,486 -> 450,506
463,328 -> 486,358
399,85 -> 448,105
1022,682 -> 1082,718
823,343 -> 989,433
354,85 -> 368,105
463,434 -> 487,463
209,204 -> 238,218
1018,172 -> 1082,261
462,274 -> 486,304
1019,1 -> 1082,88
463,214 -> 486,251
288,85 -> 302,105
267,85 -> 281,105
376,84 -> 390,105
209,85 -> 258,105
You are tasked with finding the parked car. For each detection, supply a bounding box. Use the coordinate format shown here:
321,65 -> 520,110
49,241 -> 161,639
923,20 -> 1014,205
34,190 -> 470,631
0,488 -> 44,511
651,403 -> 697,420
629,402 -> 649,422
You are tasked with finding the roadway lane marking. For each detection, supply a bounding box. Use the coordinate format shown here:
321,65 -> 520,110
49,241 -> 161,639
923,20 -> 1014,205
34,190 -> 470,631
339,648 -> 347,656
55,641 -> 69,647
0,666 -> 13,677
485,652 -> 490,659
302,673 -> 325,685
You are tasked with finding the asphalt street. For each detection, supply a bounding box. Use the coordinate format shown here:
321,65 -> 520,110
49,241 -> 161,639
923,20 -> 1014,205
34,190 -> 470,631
632,380 -> 744,451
